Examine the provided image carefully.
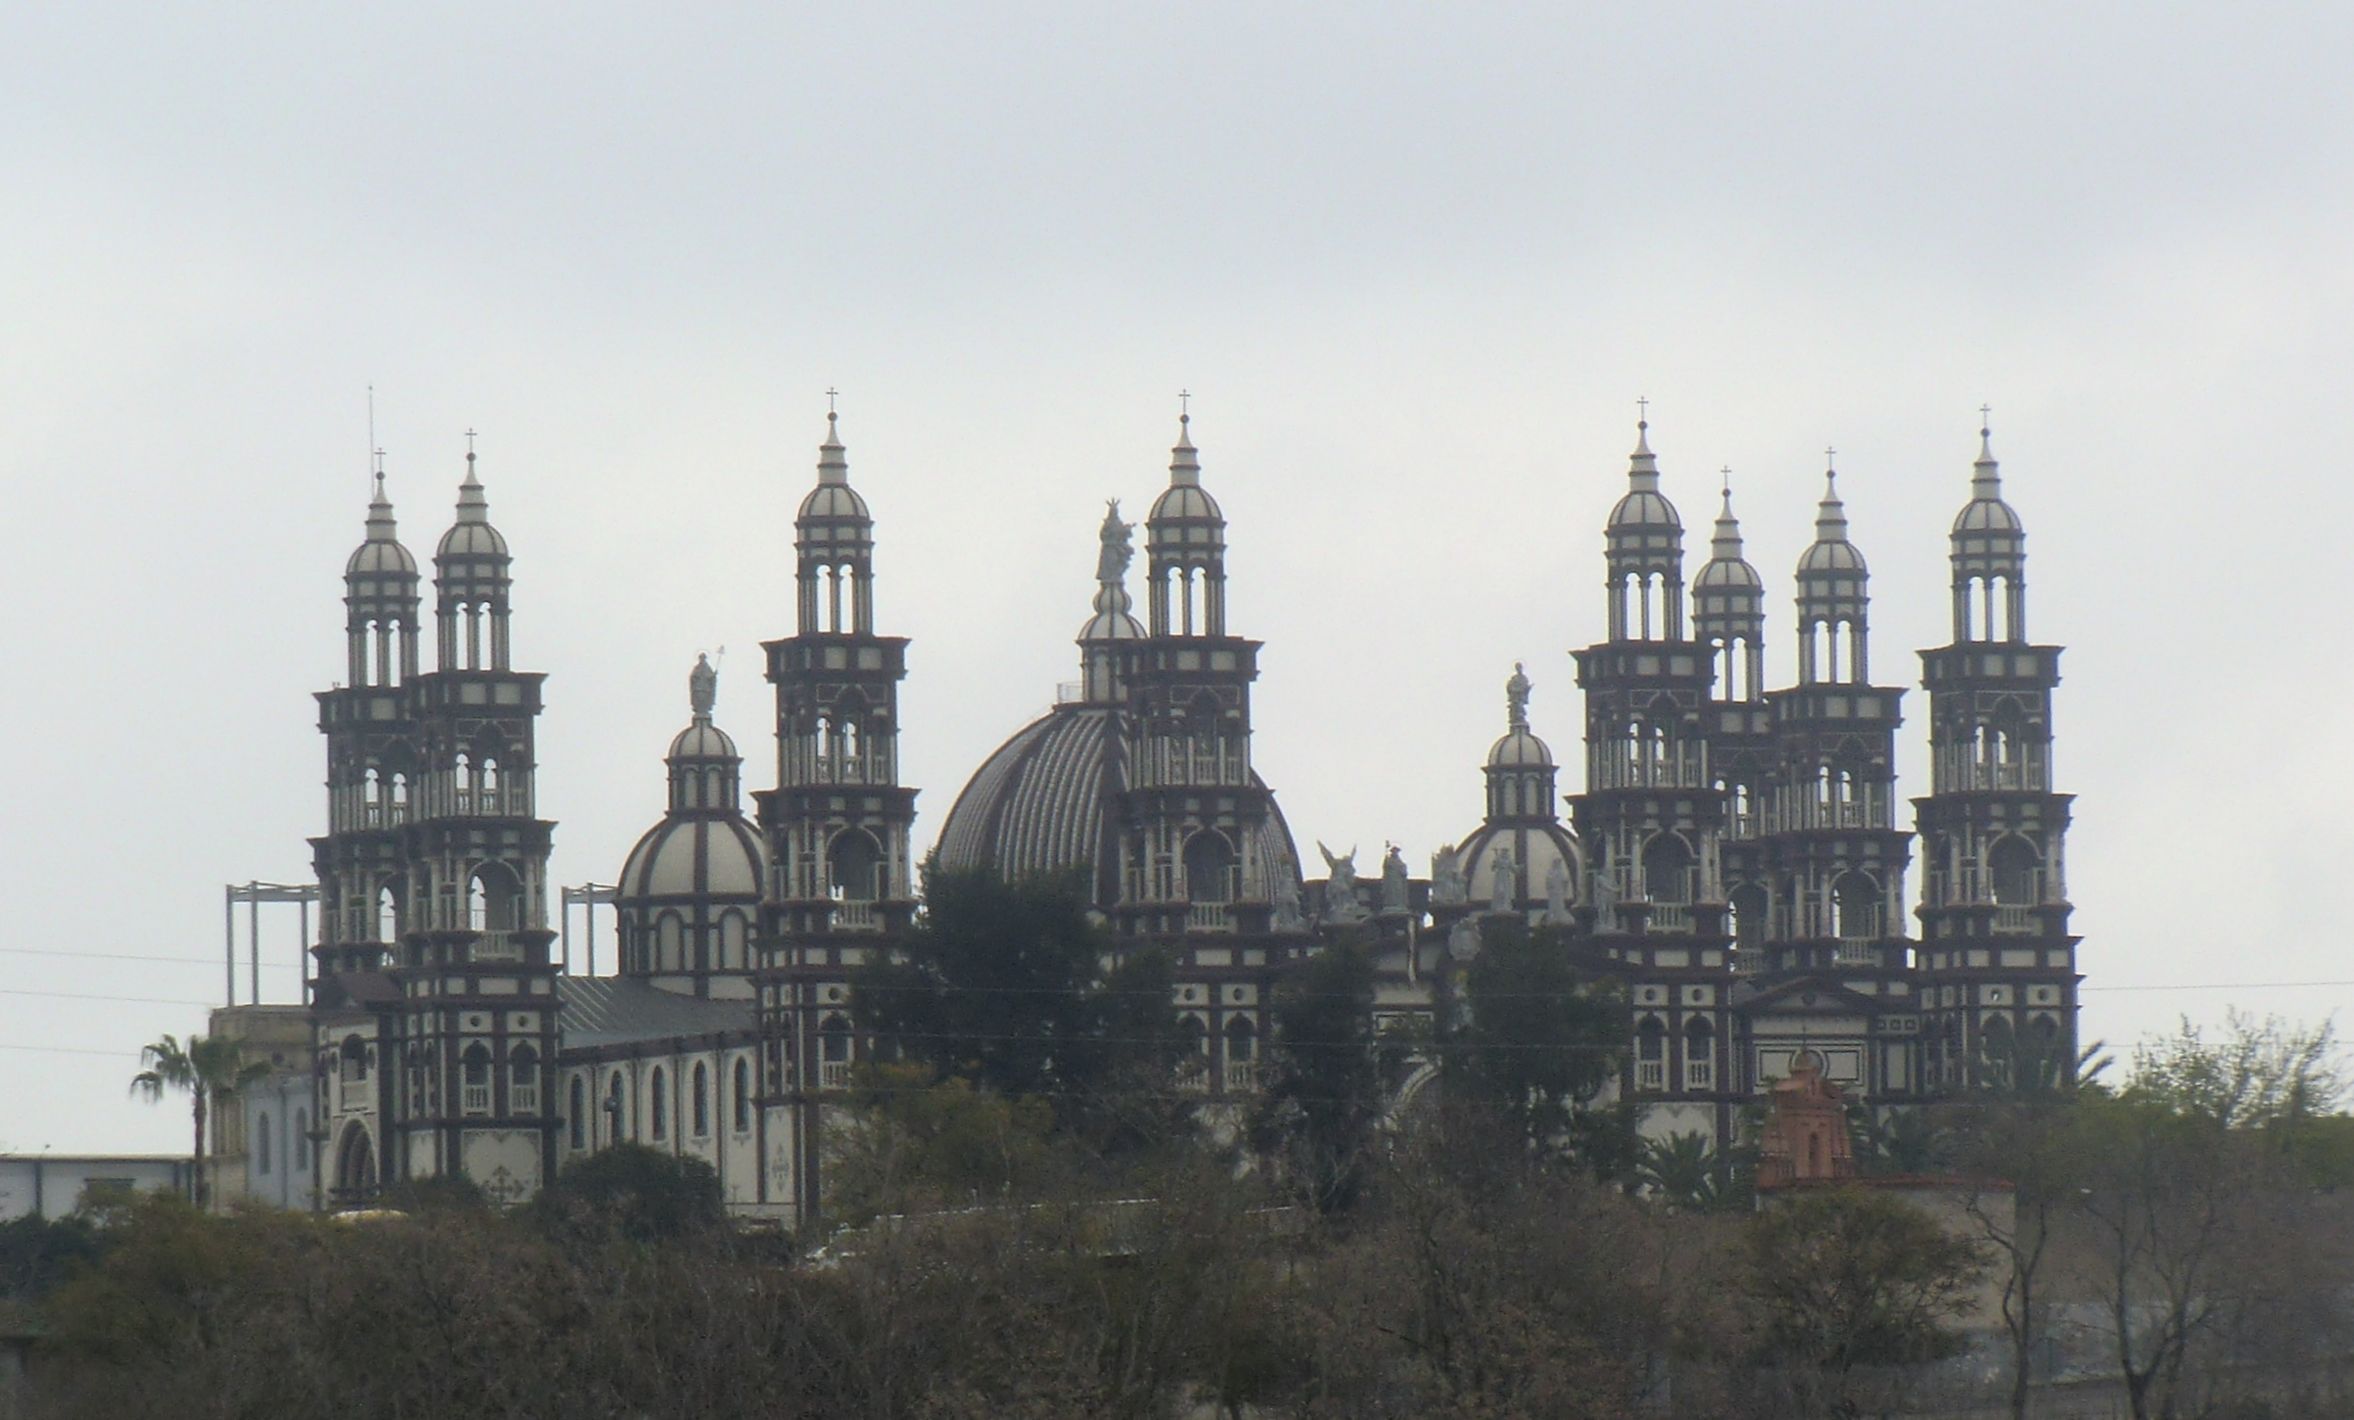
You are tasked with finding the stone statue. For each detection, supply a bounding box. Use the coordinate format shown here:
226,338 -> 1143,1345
1506,660 -> 1532,728
1380,843 -> 1409,914
1272,861 -> 1305,931
1431,845 -> 1466,905
1489,845 -> 1517,914
1096,500 -> 1133,583
1544,854 -> 1574,925
689,652 -> 718,717
1319,841 -> 1366,923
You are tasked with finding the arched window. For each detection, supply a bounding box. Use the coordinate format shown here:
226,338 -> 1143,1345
454,752 -> 473,813
1989,837 -> 2041,907
692,1062 -> 710,1138
657,914 -> 683,971
828,830 -> 883,901
1223,1015 -> 1256,1063
510,1043 -> 540,1112
340,1035 -> 369,1082
376,884 -> 399,944
732,1057 -> 752,1133
461,1042 -> 492,1114
719,912 -> 747,970
1834,872 -> 1880,941
1635,1017 -> 1667,1090
256,1111 -> 272,1175
1641,834 -> 1694,905
468,862 -> 522,935
481,757 -> 501,812
569,1075 -> 587,1150
294,1108 -> 310,1172
1182,830 -> 1236,903
1683,1018 -> 1716,1091
1730,883 -> 1768,952
606,1072 -> 628,1142
649,1066 -> 669,1141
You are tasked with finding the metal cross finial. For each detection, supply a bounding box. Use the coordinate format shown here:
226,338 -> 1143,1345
1178,388 -> 1191,421
373,446 -> 386,477
826,386 -> 839,414
1980,402 -> 1992,433
464,427 -> 477,459
1721,464 -> 1732,495
1636,394 -> 1649,425
1825,444 -> 1837,470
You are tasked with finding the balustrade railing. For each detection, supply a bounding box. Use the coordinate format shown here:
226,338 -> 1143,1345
820,1061 -> 852,1090
1223,1062 -> 1257,1093
1636,1060 -> 1666,1091
1993,903 -> 2038,933
1685,1060 -> 1715,1092
461,1084 -> 491,1115
1186,902 -> 1233,933
473,931 -> 523,962
1647,904 -> 1691,932
831,900 -> 880,931
510,1084 -> 540,1115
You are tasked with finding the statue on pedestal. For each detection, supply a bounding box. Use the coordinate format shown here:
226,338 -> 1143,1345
1380,843 -> 1410,915
1319,842 -> 1366,924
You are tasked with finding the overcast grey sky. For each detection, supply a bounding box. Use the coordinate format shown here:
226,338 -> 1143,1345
5,4 -> 2350,1151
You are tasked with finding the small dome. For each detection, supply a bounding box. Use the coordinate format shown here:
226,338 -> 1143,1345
798,482 -> 872,521
1149,412 -> 1225,526
1607,421 -> 1682,531
436,457 -> 509,559
1079,607 -> 1146,641
668,720 -> 739,760
1954,498 -> 2024,534
1694,483 -> 1762,589
1149,482 -> 1223,523
1450,822 -> 1581,911
1487,728 -> 1554,769
347,474 -> 419,577
618,815 -> 763,901
1798,469 -> 1868,576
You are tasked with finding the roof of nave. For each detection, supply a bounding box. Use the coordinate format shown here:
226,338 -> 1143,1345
557,977 -> 756,1049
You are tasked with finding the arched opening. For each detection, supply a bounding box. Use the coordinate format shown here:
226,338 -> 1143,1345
819,1014 -> 853,1089
454,752 -> 473,814
1641,834 -> 1694,906
1635,1016 -> 1667,1090
480,757 -> 501,813
732,1057 -> 752,1132
461,1042 -> 492,1114
605,1073 -> 628,1142
706,767 -> 726,806
1989,837 -> 2042,907
339,1035 -> 369,1083
389,771 -> 409,823
334,1123 -> 376,1201
375,884 -> 400,944
293,1108 -> 309,1173
828,829 -> 883,901
510,1043 -> 539,1113
1731,883 -> 1768,953
1222,1015 -> 1256,1091
719,912 -> 746,970
649,1066 -> 669,1141
1834,871 -> 1881,941
1983,1014 -> 2017,1088
1683,1018 -> 1716,1091
691,1062 -> 710,1138
655,913 -> 683,972
467,862 -> 523,938
568,1075 -> 587,1149
256,1111 -> 272,1175
1182,830 -> 1237,903
363,767 -> 381,827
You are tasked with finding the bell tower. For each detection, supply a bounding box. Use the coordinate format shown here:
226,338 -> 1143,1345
1112,403 -> 1290,950
1693,476 -> 1774,966
392,443 -> 560,1202
1914,420 -> 2078,1092
1568,414 -> 1733,1112
754,404 -> 916,1225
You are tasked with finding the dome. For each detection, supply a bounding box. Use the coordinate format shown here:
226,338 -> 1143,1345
1798,469 -> 1867,575
1148,412 -> 1225,527
1450,822 -> 1581,911
618,815 -> 763,901
1487,728 -> 1553,769
347,475 -> 419,577
1149,482 -> 1223,523
668,720 -> 739,760
1607,422 -> 1682,531
1797,538 -> 1868,574
1953,498 -> 2024,534
937,704 -> 1300,900
436,458 -> 509,559
798,483 -> 871,521
1694,485 -> 1762,590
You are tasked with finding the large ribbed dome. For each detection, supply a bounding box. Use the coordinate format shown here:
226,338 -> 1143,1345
936,704 -> 1301,897
1450,822 -> 1581,912
619,815 -> 764,900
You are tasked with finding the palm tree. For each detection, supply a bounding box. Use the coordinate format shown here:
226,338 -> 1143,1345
129,1033 -> 268,1210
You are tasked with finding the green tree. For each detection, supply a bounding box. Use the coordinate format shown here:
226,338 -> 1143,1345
825,1062 -> 1062,1224
127,1033 -> 266,1210
1252,937 -> 1399,1213
532,1143 -> 725,1245
1636,1129 -> 1749,1213
1446,918 -> 1623,1155
1745,1187 -> 1987,1420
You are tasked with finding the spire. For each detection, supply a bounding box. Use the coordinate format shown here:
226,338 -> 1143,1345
818,406 -> 849,487
1505,661 -> 1532,729
454,443 -> 489,524
1712,471 -> 1744,560
1814,460 -> 1848,544
1169,393 -> 1200,488
364,467 -> 398,542
1974,407 -> 2002,500
1628,404 -> 1660,493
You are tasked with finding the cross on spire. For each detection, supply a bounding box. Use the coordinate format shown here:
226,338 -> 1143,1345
1636,394 -> 1649,427
1980,402 -> 1992,434
464,427 -> 477,460
1178,387 -> 1191,423
826,386 -> 839,414
1824,444 -> 1837,470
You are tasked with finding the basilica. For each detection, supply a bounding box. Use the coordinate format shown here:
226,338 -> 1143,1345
282,404 -> 2079,1226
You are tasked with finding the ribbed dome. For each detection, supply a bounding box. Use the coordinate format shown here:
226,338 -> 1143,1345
1608,422 -> 1682,531
1954,427 -> 2024,535
436,458 -> 509,559
1487,728 -> 1553,769
618,815 -> 764,901
799,483 -> 872,520
937,704 -> 1299,897
347,475 -> 419,577
1149,483 -> 1223,523
1149,413 -> 1225,526
1450,822 -> 1581,911
668,720 -> 739,760
1798,469 -> 1868,575
1694,484 -> 1762,589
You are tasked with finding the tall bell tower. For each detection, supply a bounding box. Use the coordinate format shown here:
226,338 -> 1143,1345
1915,420 -> 2078,1091
754,405 -> 916,1224
1569,415 -> 1733,1116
